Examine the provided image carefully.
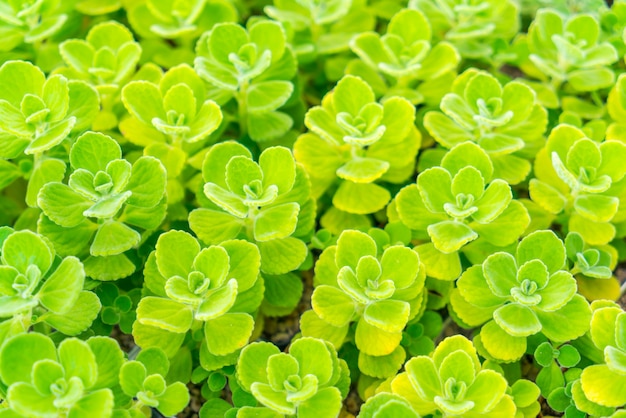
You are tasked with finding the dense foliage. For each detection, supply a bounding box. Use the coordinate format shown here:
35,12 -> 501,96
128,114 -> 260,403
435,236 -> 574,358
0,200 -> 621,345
1,1 -> 626,417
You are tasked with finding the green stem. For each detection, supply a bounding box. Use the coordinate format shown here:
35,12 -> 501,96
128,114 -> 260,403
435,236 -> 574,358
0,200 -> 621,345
237,80 -> 250,139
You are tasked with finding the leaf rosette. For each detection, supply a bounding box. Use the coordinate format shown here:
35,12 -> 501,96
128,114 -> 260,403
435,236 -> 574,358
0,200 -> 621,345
37,131 -> 167,281
521,9 -> 618,92
264,0 -> 376,60
394,142 -> 530,280
0,229 -> 99,337
194,20 -> 297,142
121,64 -> 223,148
234,337 -> 349,418
423,69 -> 548,184
57,21 -> 141,97
294,75 -> 419,227
119,347 -> 190,416
0,334 -> 119,418
391,335 -> 517,417
580,304 -> 626,408
529,124 -> 626,246
127,0 -> 238,40
135,230 -> 262,367
409,0 -> 519,61
302,229 -> 426,378
189,142 -> 314,275
347,8 -> 460,105
451,230 -> 592,362
0,60 -> 98,159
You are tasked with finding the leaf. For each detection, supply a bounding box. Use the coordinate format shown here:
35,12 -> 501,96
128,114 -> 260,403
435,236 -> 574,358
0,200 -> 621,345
2,230 -> 54,277
45,291 -> 101,335
88,336 -> 125,390
414,243 -> 461,281
259,146 -> 296,195
38,256 -> 84,314
427,221 -> 478,254
156,382 -> 190,416
516,230 -> 566,274
529,179 -> 567,214
480,320 -> 527,362
90,221 -> 140,256
0,333 -> 56,385
204,313 -> 254,356
83,253 -> 135,281
363,300 -> 410,333
417,167 -> 453,212
196,279 -> 238,321
247,81 -> 293,113
27,157 -> 67,208
493,303 -> 542,337
70,132 -> 121,173
58,338 -> 98,387
333,75 -> 375,116
336,157 -> 390,183
535,294 -> 591,342
0,61 -> 46,108
332,181 -> 391,215
574,194 -> 619,223
254,203 -> 299,242
355,317 -> 402,356
247,111 -> 293,142
121,81 -> 165,125
126,156 -> 166,207
258,237 -> 307,275
26,117 -> 76,155
311,285 -> 356,327
189,208 -> 244,245
472,180 -> 511,223
136,297 -> 193,333
581,364 -> 626,407
155,230 -> 200,279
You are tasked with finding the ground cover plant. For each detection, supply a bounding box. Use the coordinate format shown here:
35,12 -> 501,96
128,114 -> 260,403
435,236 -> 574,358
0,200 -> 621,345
2,0 -> 626,417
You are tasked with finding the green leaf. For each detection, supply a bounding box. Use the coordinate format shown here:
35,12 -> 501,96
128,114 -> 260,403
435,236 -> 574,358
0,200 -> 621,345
38,183 -> 91,228
417,168 -> 453,212
119,361 -> 146,396
88,336 -> 125,390
7,383 -> 56,417
45,291 -> 101,335
415,243 -> 461,281
472,180 -> 511,223
27,158 -> 67,208
70,132 -> 121,173
363,300 -> 410,333
254,203 -> 299,242
91,221 -> 140,256
581,364 -> 626,407
156,382 -> 190,416
574,195 -> 619,223
155,230 -> 200,279
38,256 -> 84,314
122,81 -> 165,125
258,237 -> 307,275
2,230 -> 54,275
196,279 -> 238,321
189,208 -> 244,245
248,111 -> 293,142
333,75 -> 375,116
0,333 -> 56,385
126,157 -> 166,207
480,320 -> 527,362
536,271 -> 577,312
311,285 -> 356,327
529,179 -> 567,214
136,297 -> 193,333
336,158 -> 390,183
493,303 -> 542,337
333,181 -> 390,215
536,295 -> 591,342
58,338 -> 98,387
247,81 -> 293,114
204,313 -> 254,356
427,221 -> 478,254
355,317 -> 402,356
516,230 -> 566,274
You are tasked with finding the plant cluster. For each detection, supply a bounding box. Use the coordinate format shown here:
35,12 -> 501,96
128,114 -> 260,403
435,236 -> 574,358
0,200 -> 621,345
1,1 -> 626,418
